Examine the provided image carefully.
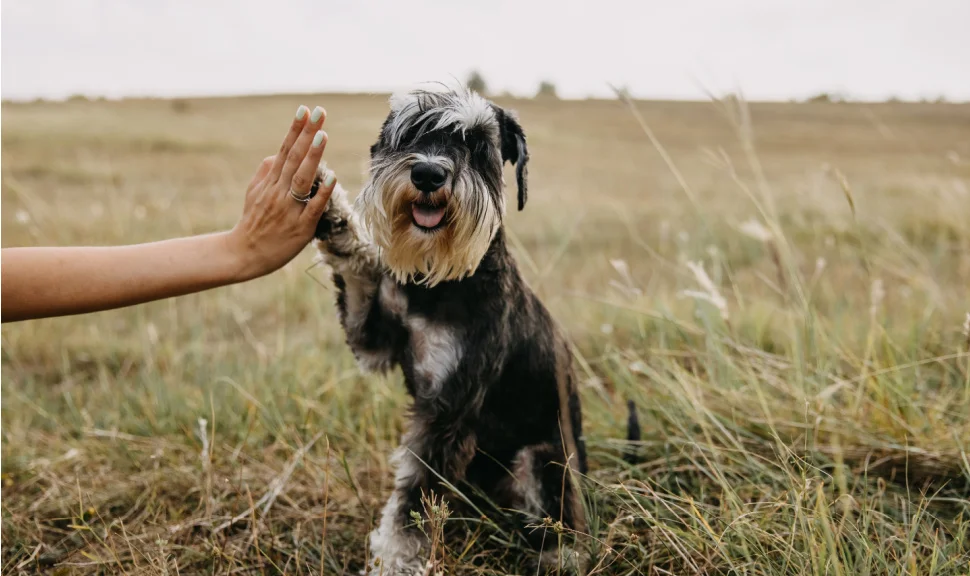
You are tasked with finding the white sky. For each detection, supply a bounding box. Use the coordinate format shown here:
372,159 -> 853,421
2,0 -> 969,102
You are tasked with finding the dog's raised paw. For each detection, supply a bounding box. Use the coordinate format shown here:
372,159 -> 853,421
313,179 -> 352,241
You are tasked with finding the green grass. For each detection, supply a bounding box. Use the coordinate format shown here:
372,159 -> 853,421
2,93 -> 969,575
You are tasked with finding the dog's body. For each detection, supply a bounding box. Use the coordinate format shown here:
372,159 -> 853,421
312,86 -> 587,574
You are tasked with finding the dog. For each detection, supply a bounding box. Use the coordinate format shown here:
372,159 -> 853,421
311,85 -> 594,575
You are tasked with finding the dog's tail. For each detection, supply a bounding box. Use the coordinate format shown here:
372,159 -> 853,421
623,399 -> 642,465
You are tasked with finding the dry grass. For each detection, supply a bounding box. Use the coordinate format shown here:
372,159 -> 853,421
2,92 -> 970,575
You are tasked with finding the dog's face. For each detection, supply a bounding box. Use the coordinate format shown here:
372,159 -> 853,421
355,86 -> 529,286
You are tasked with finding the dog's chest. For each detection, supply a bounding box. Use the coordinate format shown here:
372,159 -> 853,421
379,278 -> 464,393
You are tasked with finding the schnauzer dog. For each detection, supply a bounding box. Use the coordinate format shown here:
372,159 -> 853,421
312,86 -> 591,574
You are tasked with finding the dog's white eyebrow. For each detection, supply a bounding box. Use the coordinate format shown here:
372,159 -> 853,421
385,88 -> 495,148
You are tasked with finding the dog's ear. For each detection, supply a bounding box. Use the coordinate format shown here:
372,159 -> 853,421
493,105 -> 529,211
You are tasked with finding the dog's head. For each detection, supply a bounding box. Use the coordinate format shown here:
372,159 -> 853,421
355,84 -> 529,286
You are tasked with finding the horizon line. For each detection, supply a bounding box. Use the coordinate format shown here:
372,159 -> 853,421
2,88 -> 965,106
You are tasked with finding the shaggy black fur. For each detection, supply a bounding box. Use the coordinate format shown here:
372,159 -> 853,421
311,88 -> 639,574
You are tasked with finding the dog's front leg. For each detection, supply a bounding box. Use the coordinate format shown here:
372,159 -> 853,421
366,444 -> 432,576
313,182 -> 405,374
368,415 -> 478,576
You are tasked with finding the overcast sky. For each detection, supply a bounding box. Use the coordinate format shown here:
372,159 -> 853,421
2,0 -> 969,102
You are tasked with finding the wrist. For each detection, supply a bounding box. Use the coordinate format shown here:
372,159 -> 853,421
219,229 -> 263,283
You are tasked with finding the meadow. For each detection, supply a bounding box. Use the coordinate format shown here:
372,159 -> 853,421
2,91 -> 969,575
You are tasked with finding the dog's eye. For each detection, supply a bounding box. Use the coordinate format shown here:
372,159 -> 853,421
411,129 -> 452,150
403,125 -> 424,145
465,138 -> 493,171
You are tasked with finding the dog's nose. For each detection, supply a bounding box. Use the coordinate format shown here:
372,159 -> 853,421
410,162 -> 447,193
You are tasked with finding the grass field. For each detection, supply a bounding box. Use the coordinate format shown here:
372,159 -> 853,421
2,92 -> 970,575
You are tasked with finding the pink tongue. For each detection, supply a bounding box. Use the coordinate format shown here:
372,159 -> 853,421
412,204 -> 445,228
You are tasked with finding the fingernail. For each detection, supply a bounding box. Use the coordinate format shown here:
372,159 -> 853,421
323,170 -> 336,187
312,130 -> 325,148
295,105 -> 308,120
310,106 -> 324,123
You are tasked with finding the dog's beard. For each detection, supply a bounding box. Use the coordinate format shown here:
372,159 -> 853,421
356,160 -> 502,287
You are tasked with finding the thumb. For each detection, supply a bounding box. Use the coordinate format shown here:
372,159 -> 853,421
252,156 -> 276,187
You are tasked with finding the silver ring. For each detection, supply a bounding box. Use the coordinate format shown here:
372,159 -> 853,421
289,188 -> 312,203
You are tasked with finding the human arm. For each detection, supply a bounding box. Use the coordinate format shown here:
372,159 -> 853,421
1,105 -> 337,323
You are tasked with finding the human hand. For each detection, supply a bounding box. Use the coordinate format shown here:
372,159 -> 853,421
227,105 -> 338,280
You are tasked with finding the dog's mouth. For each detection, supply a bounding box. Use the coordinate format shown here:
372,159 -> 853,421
411,200 -> 447,231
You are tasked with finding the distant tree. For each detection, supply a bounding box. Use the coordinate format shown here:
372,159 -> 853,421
722,92 -> 742,105
805,92 -> 850,104
536,80 -> 558,99
466,70 -> 488,95
613,85 -> 631,99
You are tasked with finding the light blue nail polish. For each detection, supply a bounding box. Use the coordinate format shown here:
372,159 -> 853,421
312,130 -> 325,148
310,106 -> 324,123
295,105 -> 308,120
324,170 -> 336,187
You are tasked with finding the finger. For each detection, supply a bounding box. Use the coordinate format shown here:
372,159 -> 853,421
279,106 -> 326,186
289,130 -> 328,197
302,167 -> 337,223
268,106 -> 310,180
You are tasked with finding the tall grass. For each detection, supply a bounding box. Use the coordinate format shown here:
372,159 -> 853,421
2,94 -> 968,575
